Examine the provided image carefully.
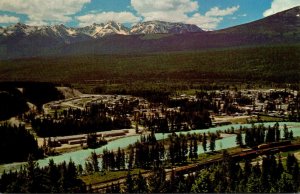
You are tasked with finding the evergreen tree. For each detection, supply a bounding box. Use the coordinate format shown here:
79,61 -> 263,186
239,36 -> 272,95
236,132 -> 243,147
193,138 -> 198,160
209,134 -> 216,153
135,171 -> 148,193
245,129 -> 253,147
189,139 -> 193,160
191,169 -> 213,193
148,167 -> 168,193
77,164 -> 83,176
116,147 -> 122,170
292,161 -> 299,191
85,162 -> 93,174
128,145 -> 134,169
244,159 -> 252,178
181,136 -> 188,163
283,124 -> 289,140
91,151 -> 99,172
246,174 -> 261,193
48,159 -> 60,192
120,150 -> 126,170
275,127 -> 280,142
278,173 -> 295,193
277,157 -> 284,180
125,171 -> 135,193
286,154 -> 296,173
202,133 -> 207,152
289,131 -> 294,140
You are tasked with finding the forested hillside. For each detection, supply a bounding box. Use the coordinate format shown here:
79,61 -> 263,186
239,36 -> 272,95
0,45 -> 299,85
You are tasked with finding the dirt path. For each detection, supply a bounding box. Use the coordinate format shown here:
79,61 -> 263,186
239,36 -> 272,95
294,151 -> 300,160
57,87 -> 82,99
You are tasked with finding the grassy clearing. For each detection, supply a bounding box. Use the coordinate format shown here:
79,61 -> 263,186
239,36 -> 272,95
259,116 -> 285,122
216,115 -> 285,125
221,117 -> 250,124
80,169 -> 147,185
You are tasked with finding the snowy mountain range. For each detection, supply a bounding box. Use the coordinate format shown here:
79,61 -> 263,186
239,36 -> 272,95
0,21 -> 203,40
0,6 -> 299,60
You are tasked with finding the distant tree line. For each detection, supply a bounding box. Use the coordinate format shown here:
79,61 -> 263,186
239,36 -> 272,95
236,123 -> 294,148
84,132 -> 220,174
30,103 -> 131,137
138,99 -> 214,133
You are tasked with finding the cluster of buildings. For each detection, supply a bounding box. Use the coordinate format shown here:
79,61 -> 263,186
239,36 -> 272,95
49,129 -> 129,147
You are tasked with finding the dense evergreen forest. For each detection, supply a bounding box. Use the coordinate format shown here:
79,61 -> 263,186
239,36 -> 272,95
22,83 -> 64,110
127,152 -> 298,193
118,152 -> 299,193
0,89 -> 28,120
87,150 -> 300,193
0,82 -> 64,120
0,45 -> 299,84
192,153 -> 299,193
0,124 -> 43,164
1,151 -> 298,193
0,158 -> 86,193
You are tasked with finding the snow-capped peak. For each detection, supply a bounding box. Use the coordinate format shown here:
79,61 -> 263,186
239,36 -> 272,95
130,20 -> 203,34
77,21 -> 130,38
2,23 -> 38,36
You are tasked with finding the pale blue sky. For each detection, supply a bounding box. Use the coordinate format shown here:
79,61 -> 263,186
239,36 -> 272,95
0,0 -> 299,30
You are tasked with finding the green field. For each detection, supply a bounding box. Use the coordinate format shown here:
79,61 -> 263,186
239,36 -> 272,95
81,169 -> 147,185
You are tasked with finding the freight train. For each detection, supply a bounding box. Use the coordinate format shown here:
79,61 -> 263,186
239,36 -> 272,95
256,140 -> 291,150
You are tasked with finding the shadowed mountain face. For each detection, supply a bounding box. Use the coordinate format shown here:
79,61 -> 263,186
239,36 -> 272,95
0,6 -> 299,59
216,6 -> 300,35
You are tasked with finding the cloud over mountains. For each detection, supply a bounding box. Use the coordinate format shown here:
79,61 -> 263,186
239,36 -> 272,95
263,0 -> 300,17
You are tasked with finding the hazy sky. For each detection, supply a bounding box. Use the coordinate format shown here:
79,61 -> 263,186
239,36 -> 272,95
0,0 -> 299,30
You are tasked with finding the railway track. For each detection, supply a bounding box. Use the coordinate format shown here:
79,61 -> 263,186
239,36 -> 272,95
89,142 -> 300,192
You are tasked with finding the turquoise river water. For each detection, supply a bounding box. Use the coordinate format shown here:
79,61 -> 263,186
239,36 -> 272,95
1,122 -> 300,173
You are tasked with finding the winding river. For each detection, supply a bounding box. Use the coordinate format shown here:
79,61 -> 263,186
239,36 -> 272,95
1,122 -> 300,173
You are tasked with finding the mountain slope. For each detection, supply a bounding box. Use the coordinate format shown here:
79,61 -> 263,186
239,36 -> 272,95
216,6 -> 300,35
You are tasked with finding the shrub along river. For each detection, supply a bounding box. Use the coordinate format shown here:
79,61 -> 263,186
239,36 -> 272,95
1,122 -> 300,174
